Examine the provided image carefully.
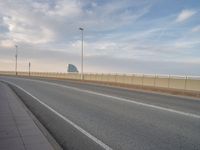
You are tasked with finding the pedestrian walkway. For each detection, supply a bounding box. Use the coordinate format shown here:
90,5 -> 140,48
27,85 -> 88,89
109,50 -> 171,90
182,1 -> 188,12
0,82 -> 55,150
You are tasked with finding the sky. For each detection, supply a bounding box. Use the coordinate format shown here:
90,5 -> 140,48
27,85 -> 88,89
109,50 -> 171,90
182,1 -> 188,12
0,0 -> 200,75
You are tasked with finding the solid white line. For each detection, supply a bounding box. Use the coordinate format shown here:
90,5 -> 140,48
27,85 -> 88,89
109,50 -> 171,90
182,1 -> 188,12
16,78 -> 200,119
3,80 -> 112,150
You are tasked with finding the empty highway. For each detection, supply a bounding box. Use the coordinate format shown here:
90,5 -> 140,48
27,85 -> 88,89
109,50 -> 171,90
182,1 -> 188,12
0,76 -> 200,150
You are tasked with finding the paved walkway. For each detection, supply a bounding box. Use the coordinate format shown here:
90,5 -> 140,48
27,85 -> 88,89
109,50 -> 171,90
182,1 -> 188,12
0,82 -> 55,150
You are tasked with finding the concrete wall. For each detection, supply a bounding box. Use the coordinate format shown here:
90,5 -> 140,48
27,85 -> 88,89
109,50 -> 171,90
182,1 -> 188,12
0,71 -> 200,92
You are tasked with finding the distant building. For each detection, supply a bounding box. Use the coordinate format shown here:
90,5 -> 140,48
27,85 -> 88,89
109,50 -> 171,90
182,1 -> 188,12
67,64 -> 79,73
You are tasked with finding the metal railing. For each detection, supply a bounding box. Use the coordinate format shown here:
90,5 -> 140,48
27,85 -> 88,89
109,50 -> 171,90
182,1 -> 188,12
0,71 -> 200,92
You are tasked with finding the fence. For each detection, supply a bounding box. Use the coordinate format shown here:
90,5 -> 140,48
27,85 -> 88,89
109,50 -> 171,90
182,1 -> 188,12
0,71 -> 200,92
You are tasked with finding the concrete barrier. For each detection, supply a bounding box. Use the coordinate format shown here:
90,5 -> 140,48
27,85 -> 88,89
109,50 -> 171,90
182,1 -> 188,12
143,75 -> 155,87
133,75 -> 143,86
169,76 -> 186,90
155,75 -> 169,88
185,77 -> 200,91
0,71 -> 200,92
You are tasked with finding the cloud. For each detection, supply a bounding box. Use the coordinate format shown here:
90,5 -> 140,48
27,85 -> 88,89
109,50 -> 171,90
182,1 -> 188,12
0,0 -> 151,44
192,25 -> 200,32
46,0 -> 81,17
0,0 -> 200,75
0,1 -> 56,44
0,39 -> 15,48
176,9 -> 196,22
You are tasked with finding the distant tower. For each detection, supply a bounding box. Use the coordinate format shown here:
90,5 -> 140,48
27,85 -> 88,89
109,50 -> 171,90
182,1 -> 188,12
67,64 -> 79,73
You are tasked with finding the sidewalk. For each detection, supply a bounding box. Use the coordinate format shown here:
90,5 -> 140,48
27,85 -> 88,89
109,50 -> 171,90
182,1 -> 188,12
0,82 -> 55,150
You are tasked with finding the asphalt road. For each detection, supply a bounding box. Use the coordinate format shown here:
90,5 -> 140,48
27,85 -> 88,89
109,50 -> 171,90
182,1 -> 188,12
0,76 -> 200,150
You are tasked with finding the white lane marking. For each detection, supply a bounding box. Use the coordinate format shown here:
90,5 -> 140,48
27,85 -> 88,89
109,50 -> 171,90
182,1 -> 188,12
10,77 -> 200,119
2,80 -> 112,150
3,77 -> 200,119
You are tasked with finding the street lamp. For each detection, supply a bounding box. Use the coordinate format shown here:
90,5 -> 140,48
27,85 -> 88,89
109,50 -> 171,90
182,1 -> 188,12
79,27 -> 84,80
15,45 -> 18,76
29,62 -> 31,77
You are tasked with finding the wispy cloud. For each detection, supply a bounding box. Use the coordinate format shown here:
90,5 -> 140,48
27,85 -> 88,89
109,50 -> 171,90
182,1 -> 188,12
176,9 -> 196,22
192,25 -> 200,32
0,0 -> 151,43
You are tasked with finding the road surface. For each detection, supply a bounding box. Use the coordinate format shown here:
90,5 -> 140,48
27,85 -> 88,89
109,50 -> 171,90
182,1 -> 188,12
0,76 -> 200,150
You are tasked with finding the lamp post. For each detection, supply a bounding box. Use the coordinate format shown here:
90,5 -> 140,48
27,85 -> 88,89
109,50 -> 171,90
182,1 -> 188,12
79,27 -> 84,80
15,45 -> 18,76
29,62 -> 31,77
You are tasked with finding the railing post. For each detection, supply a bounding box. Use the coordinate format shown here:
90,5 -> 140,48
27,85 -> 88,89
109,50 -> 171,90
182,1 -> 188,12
184,76 -> 188,90
168,75 -> 170,88
142,74 -> 144,87
89,73 -> 91,81
123,74 -> 126,84
114,73 -> 116,82
154,74 -> 156,87
132,74 -> 135,85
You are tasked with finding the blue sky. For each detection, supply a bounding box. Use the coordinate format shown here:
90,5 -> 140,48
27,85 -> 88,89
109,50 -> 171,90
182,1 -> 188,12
0,0 -> 200,75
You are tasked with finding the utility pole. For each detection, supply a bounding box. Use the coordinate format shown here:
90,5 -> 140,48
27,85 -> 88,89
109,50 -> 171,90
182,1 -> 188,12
15,45 -> 18,76
79,27 -> 84,80
29,62 -> 31,77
